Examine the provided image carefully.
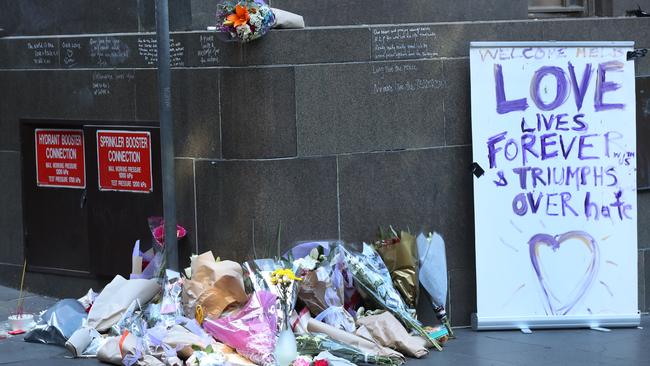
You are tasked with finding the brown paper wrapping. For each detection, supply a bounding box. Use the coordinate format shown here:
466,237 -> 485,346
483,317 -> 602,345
182,252 -> 248,319
356,312 -> 428,358
306,318 -> 405,363
299,270 -> 329,315
375,231 -> 419,308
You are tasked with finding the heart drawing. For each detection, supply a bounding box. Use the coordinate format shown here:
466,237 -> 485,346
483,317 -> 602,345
528,231 -> 600,315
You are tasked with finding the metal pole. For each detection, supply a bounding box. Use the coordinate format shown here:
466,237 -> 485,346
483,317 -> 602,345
155,0 -> 178,271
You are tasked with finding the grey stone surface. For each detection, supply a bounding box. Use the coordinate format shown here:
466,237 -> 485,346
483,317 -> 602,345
296,60 -> 446,156
136,0 -> 193,33
639,193 -> 650,249
646,250 -> 650,312
12,70 -> 137,121
443,58 -> 471,146
637,77 -> 650,189
190,0 -> 217,31
541,17 -> 650,46
176,158 -> 197,270
218,27 -> 371,66
0,71 -> 21,151
221,67 -> 296,159
269,0 -> 528,26
399,20 -> 546,58
449,269 -> 476,326
338,147 -> 475,271
640,249 -> 646,311
0,152 -> 23,265
0,0 -> 139,36
135,68 -> 222,159
194,157 -> 339,262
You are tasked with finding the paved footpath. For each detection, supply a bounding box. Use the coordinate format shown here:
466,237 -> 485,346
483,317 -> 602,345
1,284 -> 648,365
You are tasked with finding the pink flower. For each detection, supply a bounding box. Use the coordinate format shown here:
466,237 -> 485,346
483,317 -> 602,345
152,224 -> 187,246
293,356 -> 312,366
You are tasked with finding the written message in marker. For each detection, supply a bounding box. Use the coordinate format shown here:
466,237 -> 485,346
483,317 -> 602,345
97,130 -> 153,193
470,43 -> 638,326
35,129 -> 85,188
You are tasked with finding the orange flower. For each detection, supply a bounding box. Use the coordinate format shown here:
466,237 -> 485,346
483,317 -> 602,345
225,4 -> 250,27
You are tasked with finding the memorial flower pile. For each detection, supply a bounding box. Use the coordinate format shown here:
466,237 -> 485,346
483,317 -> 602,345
216,0 -> 276,43
18,220 -> 454,366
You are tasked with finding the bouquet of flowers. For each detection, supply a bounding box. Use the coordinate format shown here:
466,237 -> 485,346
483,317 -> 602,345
296,333 -> 399,366
291,243 -> 355,332
203,290 -> 278,366
416,233 -> 454,337
338,244 -> 442,351
373,227 -> 419,309
216,0 -> 276,43
242,258 -> 299,330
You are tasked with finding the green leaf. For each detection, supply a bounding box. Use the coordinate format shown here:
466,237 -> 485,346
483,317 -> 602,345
205,344 -> 214,354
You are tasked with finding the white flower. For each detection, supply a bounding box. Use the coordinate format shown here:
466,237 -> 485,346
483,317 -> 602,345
249,12 -> 263,30
293,256 -> 318,271
236,24 -> 252,41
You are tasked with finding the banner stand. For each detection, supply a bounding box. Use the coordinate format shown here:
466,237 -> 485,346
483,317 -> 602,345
470,41 -> 639,331
472,313 -> 640,331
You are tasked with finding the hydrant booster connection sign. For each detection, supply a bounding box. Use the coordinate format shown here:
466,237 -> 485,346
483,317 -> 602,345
35,129 -> 86,188
97,130 -> 153,193
470,42 -> 638,329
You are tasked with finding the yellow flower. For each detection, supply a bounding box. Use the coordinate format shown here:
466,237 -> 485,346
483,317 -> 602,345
271,268 -> 302,283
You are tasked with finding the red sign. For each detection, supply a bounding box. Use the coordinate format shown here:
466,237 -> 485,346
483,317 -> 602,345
35,129 -> 86,188
96,130 -> 153,193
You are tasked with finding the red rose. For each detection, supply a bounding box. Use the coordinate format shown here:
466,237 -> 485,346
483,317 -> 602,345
314,360 -> 328,366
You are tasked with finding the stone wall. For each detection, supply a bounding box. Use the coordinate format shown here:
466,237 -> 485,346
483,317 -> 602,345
1,17 -> 650,325
0,0 -> 529,36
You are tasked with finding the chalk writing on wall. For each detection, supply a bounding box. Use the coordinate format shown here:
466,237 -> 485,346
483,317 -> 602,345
197,34 -> 220,65
137,37 -> 185,67
370,62 -> 444,94
61,40 -> 82,67
26,40 -> 58,65
89,37 -> 130,67
373,26 -> 437,61
92,71 -> 135,97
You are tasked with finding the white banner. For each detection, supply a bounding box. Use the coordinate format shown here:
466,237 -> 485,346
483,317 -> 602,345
470,42 -> 639,329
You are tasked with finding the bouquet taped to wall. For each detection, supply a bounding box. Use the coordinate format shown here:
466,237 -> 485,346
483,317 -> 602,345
216,0 -> 276,43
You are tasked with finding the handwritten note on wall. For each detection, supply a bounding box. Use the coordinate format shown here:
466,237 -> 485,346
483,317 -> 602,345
372,26 -> 437,60
470,43 -> 638,326
137,37 -> 185,67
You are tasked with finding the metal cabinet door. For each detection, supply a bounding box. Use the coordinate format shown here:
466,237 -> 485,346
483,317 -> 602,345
21,121 -> 91,276
83,125 -> 163,278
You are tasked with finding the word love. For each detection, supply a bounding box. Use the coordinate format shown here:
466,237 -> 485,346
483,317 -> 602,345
495,61 -> 624,114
